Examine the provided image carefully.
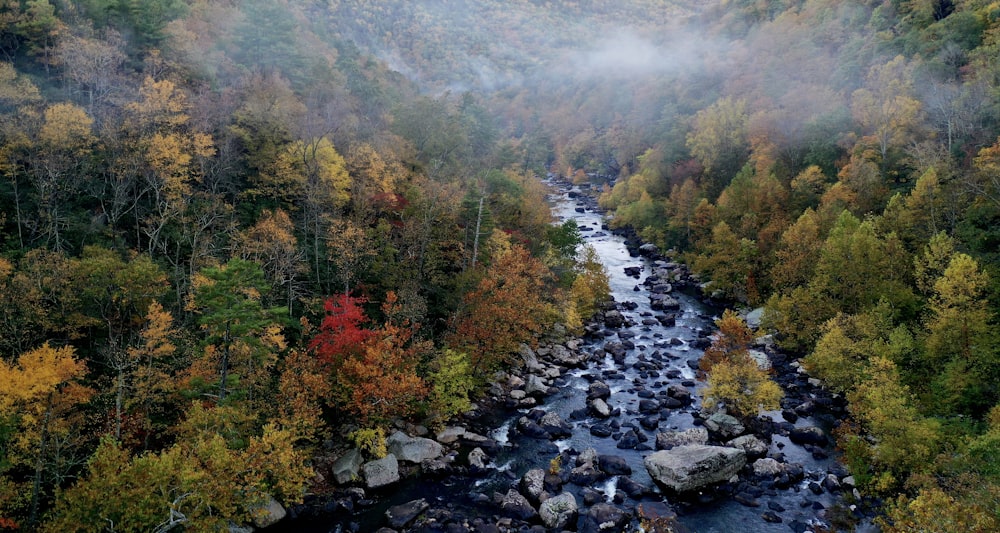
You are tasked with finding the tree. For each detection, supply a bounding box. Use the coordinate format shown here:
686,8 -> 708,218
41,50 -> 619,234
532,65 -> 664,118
232,209 -> 305,313
923,253 -> 996,415
686,97 -> 749,198
700,309 -> 755,373
692,221 -> 761,303
770,208 -> 822,293
700,313 -> 782,422
447,237 -> 554,372
0,343 -> 92,528
850,55 -> 926,164
185,259 -> 286,405
842,357 -> 941,493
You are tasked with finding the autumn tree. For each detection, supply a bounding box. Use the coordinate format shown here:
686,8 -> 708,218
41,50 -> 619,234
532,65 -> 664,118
447,235 -> 555,372
850,55 -> 926,166
686,97 -> 750,199
922,253 -> 997,415
232,209 -> 305,313
699,312 -> 781,420
692,221 -> 761,303
0,343 -> 92,528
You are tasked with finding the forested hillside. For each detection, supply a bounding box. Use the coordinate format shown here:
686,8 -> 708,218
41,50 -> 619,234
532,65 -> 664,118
0,0 -> 998,530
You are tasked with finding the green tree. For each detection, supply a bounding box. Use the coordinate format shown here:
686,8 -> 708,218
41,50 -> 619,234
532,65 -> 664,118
186,259 -> 286,406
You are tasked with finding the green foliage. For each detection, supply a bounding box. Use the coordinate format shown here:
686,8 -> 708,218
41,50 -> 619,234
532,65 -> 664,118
426,349 -> 476,425
349,427 -> 387,460
702,356 -> 782,420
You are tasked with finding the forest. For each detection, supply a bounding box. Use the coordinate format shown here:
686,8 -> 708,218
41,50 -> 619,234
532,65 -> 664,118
0,0 -> 998,531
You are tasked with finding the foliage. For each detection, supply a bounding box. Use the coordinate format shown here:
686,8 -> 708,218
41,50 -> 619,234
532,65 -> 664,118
426,349 -> 476,426
349,427 -> 387,460
702,356 -> 782,420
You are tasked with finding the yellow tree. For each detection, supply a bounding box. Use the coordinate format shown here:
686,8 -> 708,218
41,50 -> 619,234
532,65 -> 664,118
232,209 -> 306,312
0,343 -> 91,528
850,56 -> 926,164
27,102 -> 94,250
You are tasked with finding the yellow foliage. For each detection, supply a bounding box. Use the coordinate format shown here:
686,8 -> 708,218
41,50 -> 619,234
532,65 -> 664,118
702,356 -> 782,420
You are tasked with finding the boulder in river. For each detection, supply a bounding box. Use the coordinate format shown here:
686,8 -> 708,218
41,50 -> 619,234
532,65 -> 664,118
520,468 -> 546,504
539,492 -> 578,529
581,503 -> 631,533
588,398 -> 612,418
363,454 -> 400,488
385,498 -> 428,529
789,426 -> 827,446
704,412 -> 745,438
498,489 -> 537,521
386,431 -> 443,464
655,428 -> 709,449
644,445 -> 746,493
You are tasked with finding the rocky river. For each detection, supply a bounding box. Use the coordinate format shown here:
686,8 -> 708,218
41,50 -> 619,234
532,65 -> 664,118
275,179 -> 863,533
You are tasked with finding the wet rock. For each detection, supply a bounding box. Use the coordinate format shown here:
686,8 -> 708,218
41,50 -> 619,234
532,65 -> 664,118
617,476 -> 649,498
639,415 -> 660,431
539,412 -> 573,439
667,385 -> 692,405
386,431 -> 443,464
656,428 -> 709,449
704,413 -> 745,439
761,511 -> 782,523
517,418 -> 550,439
569,463 -> 603,486
604,311 -> 626,328
331,448 -> 364,485
539,492 -> 578,530
734,492 -> 759,507
645,445 -> 746,493
363,455 -> 400,488
624,266 -> 642,277
789,426 -> 827,446
520,468 -> 546,504
781,409 -> 799,423
590,424 -> 613,438
385,498 -> 428,529
498,489 -> 537,521
615,430 -> 640,450
638,399 -> 660,414
588,398 -> 612,418
636,502 -> 678,530
727,434 -> 768,460
582,488 -> 604,506
467,447 -> 489,471
598,454 -> 632,476
580,503 -> 630,533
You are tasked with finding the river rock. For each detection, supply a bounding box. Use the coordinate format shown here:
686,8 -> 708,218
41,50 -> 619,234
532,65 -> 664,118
704,413 -> 745,438
385,498 -> 428,529
752,457 -> 786,477
604,310 -> 625,328
727,434 -> 768,460
644,445 -> 746,492
436,426 -> 466,444
598,454 -> 632,476
498,489 -> 537,521
569,462 -> 603,486
745,307 -> 765,329
524,375 -> 549,397
666,384 -> 692,405
540,412 -> 573,439
468,447 -> 489,471
789,426 -> 827,446
639,243 -> 659,256
363,454 -> 400,488
386,431 -> 443,464
520,468 -> 547,504
539,492 -> 578,529
520,344 -> 545,372
331,448 -> 364,484
589,398 -> 612,418
587,381 -> 611,400
580,503 -> 631,533
656,428 -> 709,449
251,495 -> 286,528
748,349 -> 771,370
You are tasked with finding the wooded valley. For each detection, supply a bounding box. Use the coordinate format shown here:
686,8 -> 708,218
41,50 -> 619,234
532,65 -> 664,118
0,0 -> 998,531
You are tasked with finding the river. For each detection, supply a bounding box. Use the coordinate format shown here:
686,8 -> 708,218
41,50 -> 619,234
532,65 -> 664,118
279,179 -> 850,532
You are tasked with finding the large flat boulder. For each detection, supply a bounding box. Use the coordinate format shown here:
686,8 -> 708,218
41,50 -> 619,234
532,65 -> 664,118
363,454 -> 400,488
644,445 -> 746,493
386,431 -> 443,464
